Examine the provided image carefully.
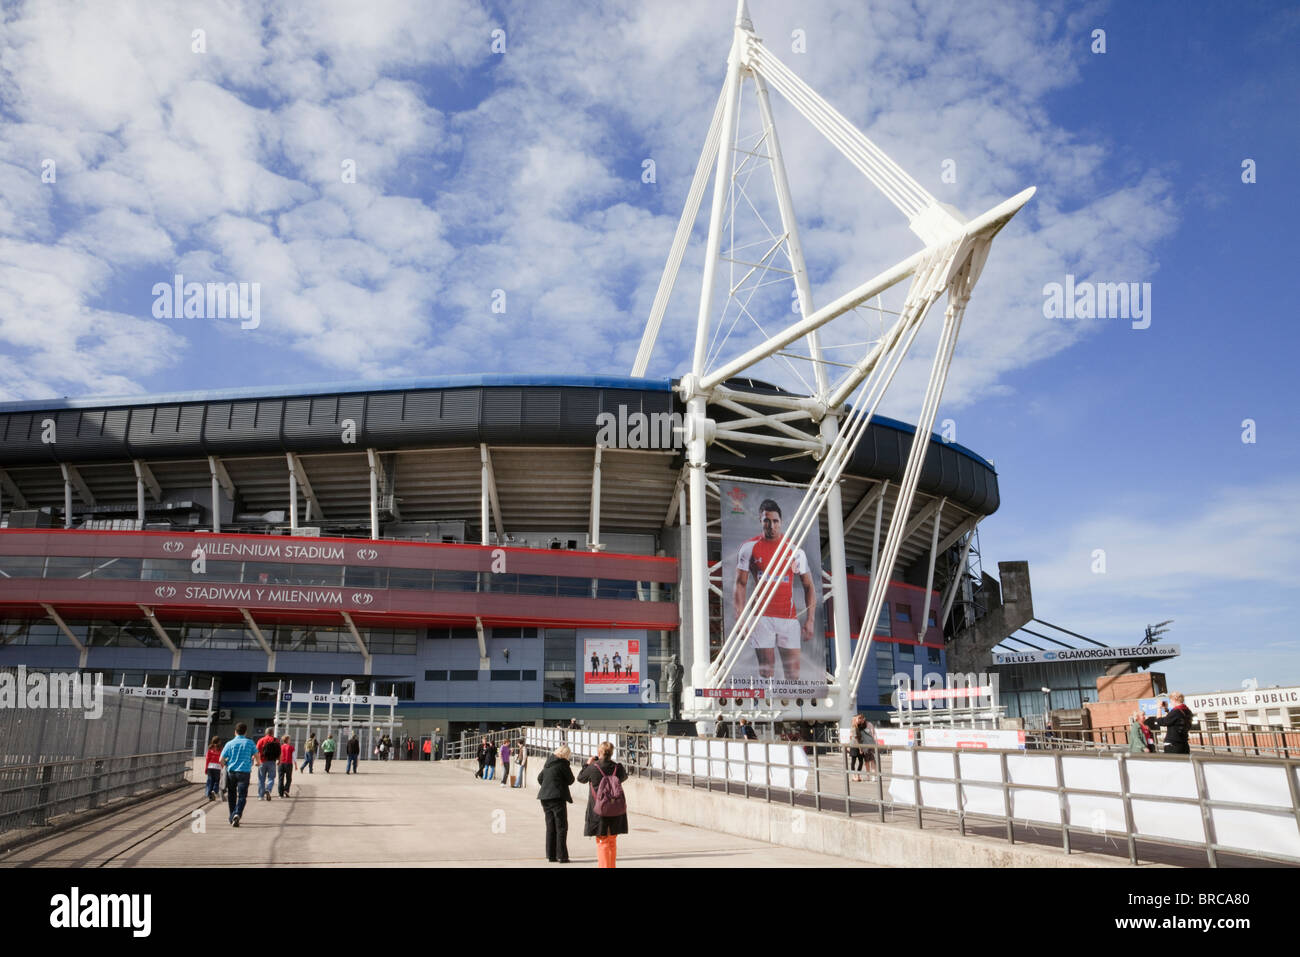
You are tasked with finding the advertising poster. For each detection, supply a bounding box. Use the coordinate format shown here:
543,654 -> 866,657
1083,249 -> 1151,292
719,480 -> 828,698
583,637 -> 640,695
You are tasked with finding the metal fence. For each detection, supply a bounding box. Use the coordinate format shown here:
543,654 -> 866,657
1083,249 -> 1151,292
511,728 -> 1300,868
0,688 -> 191,836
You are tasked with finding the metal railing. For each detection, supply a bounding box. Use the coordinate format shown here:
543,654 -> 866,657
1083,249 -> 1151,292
511,728 -> 1300,868
0,749 -> 191,836
1024,724 -> 1297,758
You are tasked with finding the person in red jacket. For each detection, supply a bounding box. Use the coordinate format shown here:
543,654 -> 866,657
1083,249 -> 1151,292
278,734 -> 296,797
204,736 -> 223,801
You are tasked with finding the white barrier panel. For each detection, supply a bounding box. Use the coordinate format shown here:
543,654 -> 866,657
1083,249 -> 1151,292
922,727 -> 1025,750
1202,762 -> 1300,858
1006,754 -> 1061,825
917,750 -> 959,811
1212,808 -> 1300,860
888,751 -> 916,805
875,728 -> 915,749
1062,755 -> 1121,793
647,736 -> 809,790
1203,763 -> 1291,808
1131,798 -> 1205,845
956,752 -> 1005,817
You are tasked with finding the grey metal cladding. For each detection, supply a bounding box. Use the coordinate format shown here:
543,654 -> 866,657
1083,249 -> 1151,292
0,412 -> 52,464
126,404 -> 206,457
0,382 -> 998,514
481,387 -> 523,443
203,400 -> 285,452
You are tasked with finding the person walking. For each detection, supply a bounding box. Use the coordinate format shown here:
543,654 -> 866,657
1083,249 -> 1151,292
278,734 -> 295,797
255,727 -> 277,800
433,728 -> 444,761
301,732 -> 317,773
346,732 -> 361,773
485,739 -> 498,781
476,737 -> 489,779
577,741 -> 628,868
219,723 -> 259,827
512,740 -> 528,789
537,744 -> 575,863
204,736 -> 223,801
738,718 -> 757,740
256,728 -> 281,800
499,740 -> 512,787
322,733 -> 336,773
713,714 -> 728,738
848,713 -> 875,782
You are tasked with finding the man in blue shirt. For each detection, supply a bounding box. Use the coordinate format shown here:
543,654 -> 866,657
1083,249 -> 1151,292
220,723 -> 259,827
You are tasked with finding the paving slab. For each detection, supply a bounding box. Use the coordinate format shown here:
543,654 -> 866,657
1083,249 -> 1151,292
1,760 -> 870,868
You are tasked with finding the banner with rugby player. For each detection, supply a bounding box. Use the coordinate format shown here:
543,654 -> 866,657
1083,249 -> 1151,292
582,637 -> 640,695
719,480 -> 828,698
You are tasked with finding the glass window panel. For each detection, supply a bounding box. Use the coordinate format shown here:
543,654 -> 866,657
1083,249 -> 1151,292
44,556 -> 94,578
202,561 -> 244,583
388,567 -> 431,590
141,558 -> 190,581
557,577 -> 593,598
345,565 -> 388,589
435,569 -> 479,592
484,573 -> 517,594
244,562 -> 293,585
290,563 -> 343,586
0,556 -> 49,578
91,557 -> 143,580
516,575 -> 556,597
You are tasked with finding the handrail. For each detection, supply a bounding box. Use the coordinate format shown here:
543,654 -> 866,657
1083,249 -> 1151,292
508,729 -> 1300,868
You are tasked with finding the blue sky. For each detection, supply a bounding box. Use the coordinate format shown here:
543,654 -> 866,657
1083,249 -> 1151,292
0,0 -> 1295,695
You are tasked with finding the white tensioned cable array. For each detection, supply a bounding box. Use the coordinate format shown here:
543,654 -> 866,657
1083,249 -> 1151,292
844,243 -> 991,698
745,41 -> 936,229
708,241 -> 959,687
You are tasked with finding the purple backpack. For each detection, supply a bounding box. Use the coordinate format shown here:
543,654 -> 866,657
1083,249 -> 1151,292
592,763 -> 627,817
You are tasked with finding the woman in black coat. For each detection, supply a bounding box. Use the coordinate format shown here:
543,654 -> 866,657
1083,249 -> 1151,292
576,741 -> 628,868
536,745 -> 576,863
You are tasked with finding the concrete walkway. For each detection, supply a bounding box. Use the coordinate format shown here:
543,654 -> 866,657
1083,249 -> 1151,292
1,759 -> 866,868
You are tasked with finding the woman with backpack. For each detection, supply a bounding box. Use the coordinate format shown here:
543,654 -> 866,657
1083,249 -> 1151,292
577,740 -> 628,868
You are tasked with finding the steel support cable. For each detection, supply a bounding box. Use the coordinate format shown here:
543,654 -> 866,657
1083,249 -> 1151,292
710,261 -> 939,684
748,45 -> 933,219
708,302 -> 927,686
633,86 -> 727,377
846,295 -> 962,684
708,254 -> 943,684
749,44 -> 933,217
846,256 -> 978,696
826,243 -> 952,407
716,246 -> 949,686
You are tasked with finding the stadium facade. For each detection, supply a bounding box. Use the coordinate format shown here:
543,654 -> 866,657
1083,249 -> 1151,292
0,374 -> 1000,743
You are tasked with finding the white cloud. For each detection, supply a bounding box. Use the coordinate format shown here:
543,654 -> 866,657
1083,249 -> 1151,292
0,0 -> 1183,403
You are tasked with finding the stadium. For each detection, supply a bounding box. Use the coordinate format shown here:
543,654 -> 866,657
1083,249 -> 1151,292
0,373 -> 1002,748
